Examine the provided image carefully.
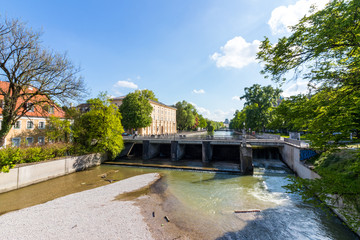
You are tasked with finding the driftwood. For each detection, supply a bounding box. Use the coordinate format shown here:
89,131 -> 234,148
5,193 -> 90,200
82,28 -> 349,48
234,209 -> 261,213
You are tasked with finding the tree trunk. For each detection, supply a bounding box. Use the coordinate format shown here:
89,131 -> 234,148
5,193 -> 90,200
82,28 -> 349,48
0,114 -> 13,147
0,135 -> 6,147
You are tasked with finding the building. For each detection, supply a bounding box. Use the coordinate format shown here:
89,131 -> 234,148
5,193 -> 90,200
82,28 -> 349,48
111,97 -> 177,136
0,81 -> 66,147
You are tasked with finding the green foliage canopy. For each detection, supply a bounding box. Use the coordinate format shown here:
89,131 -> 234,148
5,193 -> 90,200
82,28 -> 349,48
74,94 -> 124,157
198,115 -> 207,129
240,84 -> 282,132
175,101 -> 198,131
257,0 -> 360,90
46,116 -> 72,143
229,109 -> 246,130
257,0 -> 360,148
119,90 -> 155,130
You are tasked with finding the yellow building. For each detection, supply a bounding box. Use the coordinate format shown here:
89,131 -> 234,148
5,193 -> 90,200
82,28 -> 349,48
111,97 -> 177,136
0,81 -> 67,147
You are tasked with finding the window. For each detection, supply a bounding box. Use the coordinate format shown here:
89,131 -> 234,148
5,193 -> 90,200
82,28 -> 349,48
38,136 -> 45,145
27,120 -> 34,129
12,138 -> 21,147
38,121 -> 45,129
26,103 -> 34,112
26,137 -> 34,146
14,121 -> 21,129
49,106 -> 55,114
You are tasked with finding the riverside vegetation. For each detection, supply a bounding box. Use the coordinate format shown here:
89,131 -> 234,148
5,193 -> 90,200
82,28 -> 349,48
230,0 -> 360,232
0,94 -> 124,173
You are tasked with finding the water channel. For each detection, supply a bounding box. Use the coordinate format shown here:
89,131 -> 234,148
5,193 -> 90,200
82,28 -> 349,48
0,131 -> 358,239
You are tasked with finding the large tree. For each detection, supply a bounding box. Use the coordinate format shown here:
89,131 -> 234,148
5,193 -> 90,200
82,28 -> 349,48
229,109 -> 246,131
257,0 -> 360,230
174,101 -> 198,131
0,17 -> 85,146
240,84 -> 282,132
73,94 -> 124,157
257,0 -> 360,148
267,94 -> 312,134
119,90 -> 155,130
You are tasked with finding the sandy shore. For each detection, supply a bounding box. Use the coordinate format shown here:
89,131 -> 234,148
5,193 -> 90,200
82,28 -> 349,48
0,173 -> 160,240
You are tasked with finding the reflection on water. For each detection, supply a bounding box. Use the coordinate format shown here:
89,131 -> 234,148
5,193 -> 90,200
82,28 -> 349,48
0,157 -> 358,239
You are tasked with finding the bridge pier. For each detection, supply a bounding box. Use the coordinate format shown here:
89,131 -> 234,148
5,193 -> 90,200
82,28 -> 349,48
171,141 -> 185,161
142,140 -> 160,160
202,141 -> 213,163
118,142 -> 135,158
240,144 -> 253,174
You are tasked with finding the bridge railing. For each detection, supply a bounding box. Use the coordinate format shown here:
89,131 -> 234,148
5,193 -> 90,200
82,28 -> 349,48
123,134 -> 244,141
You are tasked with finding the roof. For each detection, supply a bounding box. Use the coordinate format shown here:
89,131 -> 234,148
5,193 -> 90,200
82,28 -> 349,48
111,96 -> 177,110
0,81 -> 66,118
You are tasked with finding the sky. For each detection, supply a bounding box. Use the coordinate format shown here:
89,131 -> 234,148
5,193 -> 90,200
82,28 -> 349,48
0,0 -> 329,121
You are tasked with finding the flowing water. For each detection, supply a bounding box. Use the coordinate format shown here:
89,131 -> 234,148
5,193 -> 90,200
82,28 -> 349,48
0,131 -> 358,239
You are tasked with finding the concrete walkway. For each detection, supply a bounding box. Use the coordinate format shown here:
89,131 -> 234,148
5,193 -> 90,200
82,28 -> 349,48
0,173 -> 160,240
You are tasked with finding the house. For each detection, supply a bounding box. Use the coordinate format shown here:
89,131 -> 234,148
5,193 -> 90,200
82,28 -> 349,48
111,97 -> 177,136
0,81 -> 66,147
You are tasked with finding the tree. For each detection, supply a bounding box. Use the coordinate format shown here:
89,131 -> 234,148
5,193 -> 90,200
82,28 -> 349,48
0,17 -> 85,146
229,109 -> 246,130
267,94 -> 311,133
257,0 -> 360,90
198,115 -> 207,129
257,0 -> 360,148
73,94 -> 124,157
174,101 -> 198,131
46,116 -> 72,143
139,89 -> 158,101
119,90 -> 155,130
257,0 -> 360,230
240,84 -> 282,132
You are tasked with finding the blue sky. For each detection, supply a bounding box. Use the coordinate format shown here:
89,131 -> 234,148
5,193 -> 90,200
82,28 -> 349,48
1,0 -> 328,121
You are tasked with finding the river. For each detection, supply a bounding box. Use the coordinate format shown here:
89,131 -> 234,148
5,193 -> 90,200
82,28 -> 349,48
0,131 -> 358,239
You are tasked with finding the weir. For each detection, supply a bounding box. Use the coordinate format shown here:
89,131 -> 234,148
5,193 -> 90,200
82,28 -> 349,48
117,139 -> 255,174
113,135 -> 312,176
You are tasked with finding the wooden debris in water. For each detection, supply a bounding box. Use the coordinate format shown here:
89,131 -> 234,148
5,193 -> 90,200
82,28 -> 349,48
234,209 -> 261,213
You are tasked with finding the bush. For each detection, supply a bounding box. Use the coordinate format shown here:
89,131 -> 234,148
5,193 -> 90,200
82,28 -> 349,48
0,143 -> 91,173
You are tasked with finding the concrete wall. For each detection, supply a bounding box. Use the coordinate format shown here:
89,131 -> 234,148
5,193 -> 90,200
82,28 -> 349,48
280,143 -> 320,179
284,138 -> 309,148
0,153 -> 107,193
280,143 -> 358,236
240,144 -> 253,174
142,140 -> 161,160
255,134 -> 282,140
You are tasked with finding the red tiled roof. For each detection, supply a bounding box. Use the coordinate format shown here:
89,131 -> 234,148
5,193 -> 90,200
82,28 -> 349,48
0,81 -> 66,118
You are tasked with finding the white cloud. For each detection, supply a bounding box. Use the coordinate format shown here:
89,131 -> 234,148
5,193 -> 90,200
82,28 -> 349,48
268,0 -> 329,35
114,90 -> 123,96
190,102 -> 234,122
193,89 -> 205,94
282,79 -> 309,97
211,36 -> 260,69
232,96 -> 240,101
113,79 -> 138,89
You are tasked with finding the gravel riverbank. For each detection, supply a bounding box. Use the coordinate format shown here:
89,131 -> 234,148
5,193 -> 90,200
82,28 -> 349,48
0,173 -> 160,240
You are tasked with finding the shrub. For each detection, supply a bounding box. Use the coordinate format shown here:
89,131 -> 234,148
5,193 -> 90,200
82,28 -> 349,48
0,143 -> 92,173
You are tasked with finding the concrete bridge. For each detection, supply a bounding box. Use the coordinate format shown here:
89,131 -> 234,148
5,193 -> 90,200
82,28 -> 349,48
116,136 -> 308,175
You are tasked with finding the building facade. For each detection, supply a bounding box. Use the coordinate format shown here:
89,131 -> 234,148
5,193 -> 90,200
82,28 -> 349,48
111,97 -> 177,136
0,81 -> 66,147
